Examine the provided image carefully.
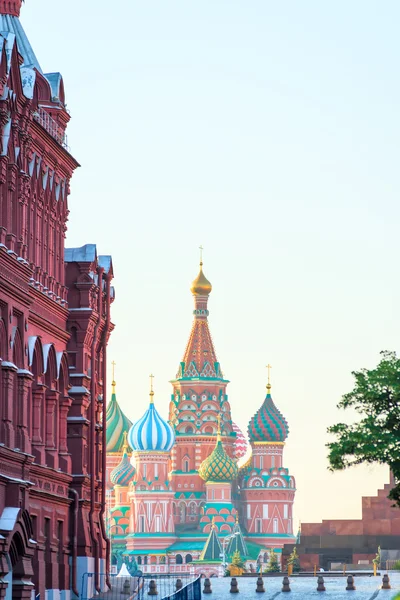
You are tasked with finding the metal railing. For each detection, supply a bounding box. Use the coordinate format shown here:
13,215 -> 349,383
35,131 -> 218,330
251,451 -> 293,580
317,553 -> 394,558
136,574 -> 200,600
33,107 -> 70,151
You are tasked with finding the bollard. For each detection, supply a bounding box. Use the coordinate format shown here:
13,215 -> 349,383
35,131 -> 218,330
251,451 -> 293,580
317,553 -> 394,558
282,576 -> 291,592
373,563 -> 377,576
148,579 -> 158,596
122,579 -> 131,595
256,576 -> 265,593
345,575 -> 356,591
317,576 -> 325,592
230,577 -> 239,593
203,578 -> 212,594
381,574 -> 391,590
314,565 -> 317,577
176,578 -> 183,590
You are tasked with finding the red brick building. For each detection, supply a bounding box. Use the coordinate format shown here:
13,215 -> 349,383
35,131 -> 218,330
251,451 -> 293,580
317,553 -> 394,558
283,473 -> 400,570
0,1 -> 114,598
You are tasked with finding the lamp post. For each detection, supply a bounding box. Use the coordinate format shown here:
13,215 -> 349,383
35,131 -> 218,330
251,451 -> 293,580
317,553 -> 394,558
220,532 -> 240,573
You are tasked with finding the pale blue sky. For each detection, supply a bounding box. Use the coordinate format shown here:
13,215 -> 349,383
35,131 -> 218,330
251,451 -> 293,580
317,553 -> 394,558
23,1 -> 400,524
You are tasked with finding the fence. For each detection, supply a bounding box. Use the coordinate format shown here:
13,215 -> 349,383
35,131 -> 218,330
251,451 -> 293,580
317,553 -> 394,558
137,574 -> 201,600
80,572 -> 200,600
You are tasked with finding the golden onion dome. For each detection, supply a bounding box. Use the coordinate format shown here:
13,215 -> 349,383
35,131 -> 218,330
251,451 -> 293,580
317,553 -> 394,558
199,428 -> 238,483
190,263 -> 212,296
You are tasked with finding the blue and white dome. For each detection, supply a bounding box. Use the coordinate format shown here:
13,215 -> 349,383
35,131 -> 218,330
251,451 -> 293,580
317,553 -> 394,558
128,396 -> 175,452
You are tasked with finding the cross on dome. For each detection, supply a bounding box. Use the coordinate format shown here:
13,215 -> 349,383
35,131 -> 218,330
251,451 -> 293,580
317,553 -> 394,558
149,373 -> 155,403
266,363 -> 272,392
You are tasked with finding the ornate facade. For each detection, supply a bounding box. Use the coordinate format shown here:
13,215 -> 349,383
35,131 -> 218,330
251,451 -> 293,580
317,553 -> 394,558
0,2 -> 114,598
107,261 -> 296,576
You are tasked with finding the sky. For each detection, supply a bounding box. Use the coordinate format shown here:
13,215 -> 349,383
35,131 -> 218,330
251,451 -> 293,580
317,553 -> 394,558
22,0 -> 400,525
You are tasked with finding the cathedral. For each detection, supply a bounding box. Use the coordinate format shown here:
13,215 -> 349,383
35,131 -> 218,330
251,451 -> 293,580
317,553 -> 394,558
107,261 -> 296,576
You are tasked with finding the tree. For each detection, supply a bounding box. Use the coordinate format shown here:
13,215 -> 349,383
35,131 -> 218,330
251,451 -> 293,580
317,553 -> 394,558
326,351 -> 400,506
287,547 -> 301,572
266,549 -> 280,573
372,546 -> 381,567
231,550 -> 245,568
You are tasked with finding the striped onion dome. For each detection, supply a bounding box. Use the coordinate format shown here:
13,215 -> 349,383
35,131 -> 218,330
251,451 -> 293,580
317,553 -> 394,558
199,428 -> 238,483
110,433 -> 135,486
128,388 -> 175,452
248,385 -> 289,443
232,421 -> 248,459
106,383 -> 133,453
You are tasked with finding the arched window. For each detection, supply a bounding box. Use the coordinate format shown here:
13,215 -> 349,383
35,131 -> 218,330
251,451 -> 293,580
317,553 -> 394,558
144,556 -> 148,565
185,554 -> 193,564
185,426 -> 194,434
176,554 -> 183,565
137,556 -> 142,565
184,460 -> 189,473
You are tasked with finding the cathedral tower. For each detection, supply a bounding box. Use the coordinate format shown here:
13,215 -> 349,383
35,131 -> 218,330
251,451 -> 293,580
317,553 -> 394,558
240,370 -> 296,550
127,379 -> 177,552
169,258 -> 236,524
198,416 -> 238,533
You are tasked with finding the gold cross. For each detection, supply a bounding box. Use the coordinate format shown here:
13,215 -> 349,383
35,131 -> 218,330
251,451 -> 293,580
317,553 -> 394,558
199,245 -> 204,265
266,364 -> 272,386
149,373 -> 154,393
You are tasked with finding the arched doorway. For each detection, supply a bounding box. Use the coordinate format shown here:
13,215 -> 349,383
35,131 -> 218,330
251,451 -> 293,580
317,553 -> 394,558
0,509 -> 36,599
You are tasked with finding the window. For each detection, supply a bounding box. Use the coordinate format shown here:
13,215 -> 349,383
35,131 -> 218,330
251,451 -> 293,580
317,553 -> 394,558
259,456 -> 263,469
185,554 -> 193,564
138,556 -> 142,565
143,464 -> 147,479
176,554 -> 183,565
271,456 -> 275,467
139,516 -> 145,532
273,518 -> 278,533
255,519 -> 262,533
44,518 -> 51,589
155,463 -> 158,478
284,504 -> 288,519
288,519 -> 292,534
247,504 -> 251,519
155,516 -> 161,532
263,505 -> 268,519
184,460 -> 189,473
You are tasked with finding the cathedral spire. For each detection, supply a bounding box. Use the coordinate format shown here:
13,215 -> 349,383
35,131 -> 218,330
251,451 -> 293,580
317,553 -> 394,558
0,0 -> 22,17
176,253 -> 222,380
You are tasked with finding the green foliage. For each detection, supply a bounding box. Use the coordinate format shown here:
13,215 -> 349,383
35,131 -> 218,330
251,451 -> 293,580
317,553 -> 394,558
392,560 -> 400,571
229,549 -> 246,573
326,351 -> 400,506
266,549 -> 280,573
287,547 -> 301,572
372,546 -> 381,566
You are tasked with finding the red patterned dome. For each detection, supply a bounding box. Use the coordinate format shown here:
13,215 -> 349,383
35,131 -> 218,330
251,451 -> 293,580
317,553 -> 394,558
248,386 -> 289,443
232,421 -> 248,459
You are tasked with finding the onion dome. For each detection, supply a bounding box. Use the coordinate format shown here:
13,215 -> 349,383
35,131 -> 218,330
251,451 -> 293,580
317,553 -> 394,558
110,432 -> 135,486
232,421 -> 248,459
199,417 -> 238,482
248,375 -> 289,443
106,379 -> 133,453
128,376 -> 175,452
190,260 -> 212,296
